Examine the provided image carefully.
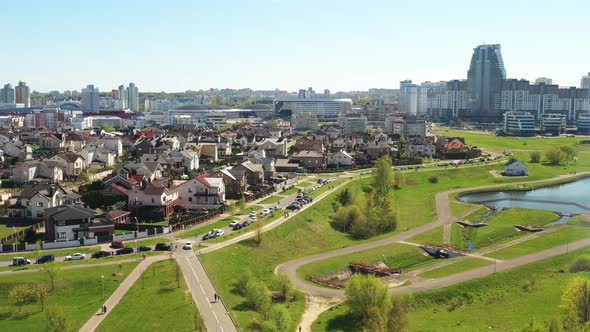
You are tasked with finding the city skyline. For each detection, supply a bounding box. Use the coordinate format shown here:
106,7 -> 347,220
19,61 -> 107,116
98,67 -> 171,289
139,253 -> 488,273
2,0 -> 590,92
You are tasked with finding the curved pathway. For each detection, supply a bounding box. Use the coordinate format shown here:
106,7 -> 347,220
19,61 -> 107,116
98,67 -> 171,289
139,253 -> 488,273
277,172 -> 590,329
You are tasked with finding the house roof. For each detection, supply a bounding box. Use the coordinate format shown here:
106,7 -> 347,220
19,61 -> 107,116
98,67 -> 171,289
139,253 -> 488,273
55,153 -> 85,163
105,210 -> 131,220
505,159 -> 525,167
292,150 -> 323,158
45,205 -> 96,221
19,183 -> 65,199
109,183 -> 131,195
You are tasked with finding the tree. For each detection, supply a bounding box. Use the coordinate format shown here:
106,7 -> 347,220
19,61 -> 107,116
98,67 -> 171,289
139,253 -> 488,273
363,306 -> 388,332
332,205 -> 365,234
393,170 -> 404,189
337,188 -> 353,206
173,261 -> 181,288
374,156 -> 394,196
274,273 -> 294,301
345,274 -> 392,321
386,296 -> 410,332
244,279 -> 271,312
559,145 -> 577,162
44,263 -> 60,291
46,305 -> 72,332
545,148 -> 566,165
267,306 -> 291,331
529,151 -> 541,163
561,277 -> 590,329
32,284 -> 49,311
101,124 -> 116,132
10,284 -> 37,312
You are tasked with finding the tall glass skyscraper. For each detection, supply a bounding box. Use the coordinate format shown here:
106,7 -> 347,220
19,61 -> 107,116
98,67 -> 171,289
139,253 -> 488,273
467,44 -> 506,116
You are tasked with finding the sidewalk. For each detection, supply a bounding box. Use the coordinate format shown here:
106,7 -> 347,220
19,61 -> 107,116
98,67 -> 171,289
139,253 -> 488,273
79,255 -> 168,332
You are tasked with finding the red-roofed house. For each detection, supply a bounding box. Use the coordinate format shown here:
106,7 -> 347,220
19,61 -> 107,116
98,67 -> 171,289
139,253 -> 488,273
105,210 -> 131,224
176,174 -> 226,205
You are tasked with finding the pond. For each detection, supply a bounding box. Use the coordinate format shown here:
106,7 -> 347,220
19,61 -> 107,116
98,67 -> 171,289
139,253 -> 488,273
459,177 -> 590,215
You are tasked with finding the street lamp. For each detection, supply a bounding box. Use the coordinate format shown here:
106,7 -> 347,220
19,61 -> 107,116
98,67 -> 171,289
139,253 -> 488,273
101,275 -> 105,300
13,226 -> 17,254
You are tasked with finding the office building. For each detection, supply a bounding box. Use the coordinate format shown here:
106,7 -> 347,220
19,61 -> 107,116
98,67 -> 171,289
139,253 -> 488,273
0,84 -> 15,104
503,111 -> 536,136
291,111 -> 319,130
535,77 -> 553,85
467,44 -> 506,117
383,116 -> 426,137
541,113 -> 567,135
582,73 -> 590,89
577,113 -> 590,134
126,82 -> 139,112
81,85 -> 100,112
337,113 -> 367,134
118,85 -> 126,108
273,98 -> 352,121
15,81 -> 30,107
298,89 -> 306,99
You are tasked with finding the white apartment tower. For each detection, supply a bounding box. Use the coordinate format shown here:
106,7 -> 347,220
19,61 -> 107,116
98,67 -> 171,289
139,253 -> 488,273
81,84 -> 100,112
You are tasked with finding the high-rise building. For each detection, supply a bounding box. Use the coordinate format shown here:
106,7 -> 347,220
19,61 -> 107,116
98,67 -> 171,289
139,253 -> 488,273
81,85 -> 100,112
0,84 -> 15,104
118,85 -> 126,108
324,89 -> 331,98
581,73 -> 590,89
298,89 -> 306,99
400,80 -> 429,115
126,82 -> 139,112
15,81 -> 30,107
535,77 -> 553,85
467,44 -> 506,117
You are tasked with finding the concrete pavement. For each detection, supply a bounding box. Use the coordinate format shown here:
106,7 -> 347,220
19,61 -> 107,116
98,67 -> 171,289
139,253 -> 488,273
175,244 -> 238,332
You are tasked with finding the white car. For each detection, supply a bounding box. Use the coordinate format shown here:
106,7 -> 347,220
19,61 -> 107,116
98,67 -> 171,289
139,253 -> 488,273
229,220 -> 240,227
65,253 -> 86,261
214,229 -> 225,236
260,209 -> 271,217
183,242 -> 192,250
249,211 -> 257,218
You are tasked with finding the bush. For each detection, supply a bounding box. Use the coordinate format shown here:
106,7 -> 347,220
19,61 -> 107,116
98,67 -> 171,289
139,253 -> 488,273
428,176 -> 438,184
243,279 -> 271,312
570,256 -> 590,272
529,151 -> 541,163
545,148 -> 566,165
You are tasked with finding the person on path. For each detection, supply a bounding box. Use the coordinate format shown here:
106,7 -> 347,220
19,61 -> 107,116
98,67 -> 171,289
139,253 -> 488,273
299,326 -> 302,332
214,293 -> 218,302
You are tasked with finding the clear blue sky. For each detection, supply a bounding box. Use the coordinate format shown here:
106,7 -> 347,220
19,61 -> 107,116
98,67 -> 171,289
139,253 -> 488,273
2,0 -> 589,92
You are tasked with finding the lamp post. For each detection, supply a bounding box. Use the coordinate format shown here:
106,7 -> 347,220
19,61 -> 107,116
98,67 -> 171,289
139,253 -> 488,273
101,275 -> 105,300
13,226 -> 17,255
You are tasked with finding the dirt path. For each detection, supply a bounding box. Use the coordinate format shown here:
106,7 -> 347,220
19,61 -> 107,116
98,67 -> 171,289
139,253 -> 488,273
297,295 -> 343,332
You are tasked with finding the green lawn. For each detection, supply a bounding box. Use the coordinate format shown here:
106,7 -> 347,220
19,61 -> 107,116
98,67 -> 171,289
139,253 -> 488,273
467,207 -> 559,250
205,211 -> 284,244
0,262 -> 138,331
298,181 -> 316,188
135,237 -> 170,247
417,258 -> 493,278
201,165 -> 575,330
0,246 -> 102,261
296,243 -> 432,285
463,206 -> 489,221
486,227 -> 590,260
408,226 -> 444,245
177,217 -> 236,239
258,195 -> 284,205
450,202 -> 475,216
0,224 -> 29,240
236,205 -> 264,215
96,259 -> 197,332
282,186 -> 300,195
308,180 -> 344,199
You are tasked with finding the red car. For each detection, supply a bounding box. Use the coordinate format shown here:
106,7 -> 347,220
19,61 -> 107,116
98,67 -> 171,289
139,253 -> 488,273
111,240 -> 124,249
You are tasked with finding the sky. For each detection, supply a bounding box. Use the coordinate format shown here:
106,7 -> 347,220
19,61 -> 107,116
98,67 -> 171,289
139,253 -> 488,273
2,0 -> 590,93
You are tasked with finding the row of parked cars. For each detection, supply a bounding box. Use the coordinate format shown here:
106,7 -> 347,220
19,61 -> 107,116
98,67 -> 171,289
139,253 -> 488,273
287,196 -> 313,211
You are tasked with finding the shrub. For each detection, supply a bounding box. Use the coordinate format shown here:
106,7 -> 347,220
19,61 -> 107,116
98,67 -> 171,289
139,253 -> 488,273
428,176 -> 438,184
529,151 -> 541,163
570,256 -> 590,272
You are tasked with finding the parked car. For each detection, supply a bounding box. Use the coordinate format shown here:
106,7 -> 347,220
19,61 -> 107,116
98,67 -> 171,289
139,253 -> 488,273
296,192 -> 304,198
65,253 -> 87,261
183,242 -> 192,250
241,219 -> 253,228
249,211 -> 257,218
286,204 -> 300,211
116,247 -> 134,255
214,229 -> 225,237
260,208 -> 271,217
111,240 -> 124,249
13,257 -> 31,266
155,243 -> 172,251
36,254 -> 55,264
202,230 -> 215,240
303,196 -> 313,202
138,246 -> 152,252
232,223 -> 243,231
91,251 -> 112,259
229,220 -> 240,227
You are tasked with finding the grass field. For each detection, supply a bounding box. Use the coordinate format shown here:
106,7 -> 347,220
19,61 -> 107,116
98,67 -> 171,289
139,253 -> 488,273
408,226 -> 444,244
282,186 -> 299,195
236,205 -> 264,215
0,224 -> 29,240
258,195 -> 284,205
296,243 -> 432,285
96,259 -> 197,332
201,165 -> 546,329
417,257 -> 493,278
486,227 -> 590,260
467,207 -> 559,250
463,206 -> 489,221
0,262 -> 138,331
314,246 -> 590,331
450,201 -> 475,216
205,211 -> 284,244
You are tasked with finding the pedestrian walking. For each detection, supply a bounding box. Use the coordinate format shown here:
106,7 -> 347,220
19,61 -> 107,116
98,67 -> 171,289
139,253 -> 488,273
214,293 -> 218,302
299,326 -> 302,332
103,305 -> 107,313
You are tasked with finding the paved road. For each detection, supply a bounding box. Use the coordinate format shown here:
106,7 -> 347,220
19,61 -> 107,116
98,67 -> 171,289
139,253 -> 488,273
277,172 -> 590,300
175,245 -> 238,332
79,255 -> 168,332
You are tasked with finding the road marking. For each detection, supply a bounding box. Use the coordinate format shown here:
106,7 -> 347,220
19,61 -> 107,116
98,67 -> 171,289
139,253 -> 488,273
185,255 -> 224,332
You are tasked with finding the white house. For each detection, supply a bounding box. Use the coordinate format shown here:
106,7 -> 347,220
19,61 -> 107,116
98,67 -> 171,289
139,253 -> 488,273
13,160 -> 64,184
9,183 -> 67,219
169,150 -> 200,172
327,150 -> 354,166
176,174 -> 226,205
504,159 -> 528,176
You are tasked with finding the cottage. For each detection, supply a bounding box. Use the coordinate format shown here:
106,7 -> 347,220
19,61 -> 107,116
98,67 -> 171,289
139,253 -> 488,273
327,150 -> 354,167
44,205 -> 114,242
504,159 -> 528,176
